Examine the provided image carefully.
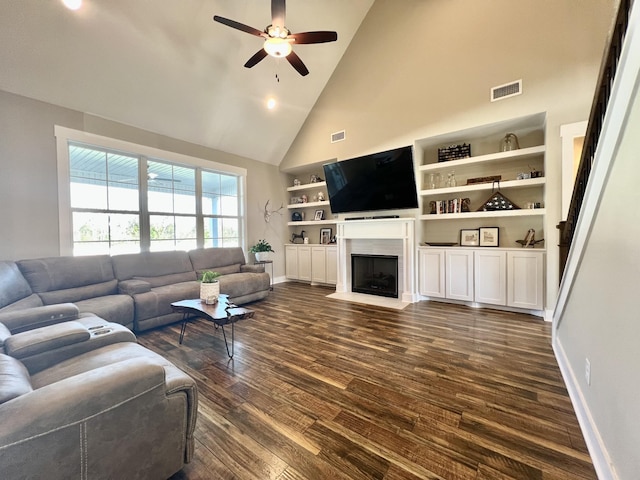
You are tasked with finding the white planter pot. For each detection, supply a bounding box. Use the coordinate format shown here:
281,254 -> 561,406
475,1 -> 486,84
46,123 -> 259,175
200,281 -> 220,303
254,251 -> 274,262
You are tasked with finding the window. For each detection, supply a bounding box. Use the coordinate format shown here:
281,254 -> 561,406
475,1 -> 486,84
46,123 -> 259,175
57,127 -> 246,256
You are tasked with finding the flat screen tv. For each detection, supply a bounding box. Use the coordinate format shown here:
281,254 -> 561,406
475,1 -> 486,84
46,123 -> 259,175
322,146 -> 418,214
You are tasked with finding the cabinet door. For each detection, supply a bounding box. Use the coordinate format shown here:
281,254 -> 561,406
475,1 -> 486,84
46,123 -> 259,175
285,245 -> 299,279
474,250 -> 506,305
445,250 -> 474,301
297,246 -> 312,282
419,248 -> 445,298
311,247 -> 327,283
325,246 -> 338,285
507,251 -> 545,310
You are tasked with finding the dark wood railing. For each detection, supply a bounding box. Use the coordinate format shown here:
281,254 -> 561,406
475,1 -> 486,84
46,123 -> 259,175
558,0 -> 633,281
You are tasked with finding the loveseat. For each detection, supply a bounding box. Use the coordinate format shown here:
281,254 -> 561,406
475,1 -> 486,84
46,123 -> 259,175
0,247 -> 270,333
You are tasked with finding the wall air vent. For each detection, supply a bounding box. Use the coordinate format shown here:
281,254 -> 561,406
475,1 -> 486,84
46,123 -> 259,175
331,130 -> 346,143
491,80 -> 522,102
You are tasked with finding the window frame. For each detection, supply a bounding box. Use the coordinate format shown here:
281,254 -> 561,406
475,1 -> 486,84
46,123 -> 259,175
55,125 -> 247,256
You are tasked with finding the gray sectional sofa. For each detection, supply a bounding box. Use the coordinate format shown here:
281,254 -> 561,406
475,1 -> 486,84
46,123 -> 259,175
0,247 -> 271,333
0,246 -> 269,478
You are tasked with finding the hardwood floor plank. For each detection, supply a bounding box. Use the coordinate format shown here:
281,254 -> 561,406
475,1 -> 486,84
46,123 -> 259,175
146,283 -> 596,480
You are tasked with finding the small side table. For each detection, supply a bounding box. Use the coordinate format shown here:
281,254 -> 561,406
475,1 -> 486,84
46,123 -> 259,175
254,260 -> 273,290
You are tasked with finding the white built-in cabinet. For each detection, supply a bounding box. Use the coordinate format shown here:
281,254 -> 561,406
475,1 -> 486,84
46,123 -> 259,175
418,248 -> 445,298
507,250 -> 545,310
445,250 -> 474,301
419,247 -> 544,313
286,244 -> 336,285
474,249 -> 507,306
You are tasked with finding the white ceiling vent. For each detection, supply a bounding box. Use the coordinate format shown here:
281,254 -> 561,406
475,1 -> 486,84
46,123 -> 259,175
331,130 -> 346,143
491,80 -> 522,102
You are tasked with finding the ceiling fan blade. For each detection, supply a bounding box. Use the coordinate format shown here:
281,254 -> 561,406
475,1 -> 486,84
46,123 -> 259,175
286,50 -> 309,76
271,0 -> 286,28
244,49 -> 269,68
213,15 -> 265,37
290,31 -> 338,44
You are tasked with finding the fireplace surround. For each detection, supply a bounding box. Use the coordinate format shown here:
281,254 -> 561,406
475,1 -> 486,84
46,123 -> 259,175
331,218 -> 417,307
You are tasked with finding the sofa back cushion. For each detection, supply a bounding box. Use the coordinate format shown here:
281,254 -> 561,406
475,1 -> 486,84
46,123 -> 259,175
112,251 -> 194,283
133,271 -> 197,288
0,354 -> 32,404
188,248 -> 246,274
0,262 -> 34,309
17,256 -> 118,305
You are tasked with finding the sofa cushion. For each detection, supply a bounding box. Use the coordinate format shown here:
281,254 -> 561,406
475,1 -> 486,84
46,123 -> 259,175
0,262 -> 35,309
0,354 -> 32,404
17,255 -> 118,303
112,251 -> 193,281
133,271 -> 197,288
37,280 -> 119,306
219,272 -> 270,299
131,281 -> 199,323
209,263 -> 241,276
75,295 -> 135,328
188,247 -> 247,272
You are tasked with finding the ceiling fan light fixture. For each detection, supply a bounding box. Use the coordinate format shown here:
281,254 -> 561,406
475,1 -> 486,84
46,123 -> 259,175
264,38 -> 292,58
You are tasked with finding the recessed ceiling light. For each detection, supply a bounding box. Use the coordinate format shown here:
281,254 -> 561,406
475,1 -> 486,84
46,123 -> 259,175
266,98 -> 277,110
62,0 -> 82,11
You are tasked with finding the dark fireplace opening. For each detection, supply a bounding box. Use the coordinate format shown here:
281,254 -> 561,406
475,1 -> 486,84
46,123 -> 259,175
351,254 -> 398,298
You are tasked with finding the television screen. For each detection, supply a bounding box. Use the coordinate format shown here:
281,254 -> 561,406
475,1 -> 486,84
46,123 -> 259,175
322,146 -> 418,214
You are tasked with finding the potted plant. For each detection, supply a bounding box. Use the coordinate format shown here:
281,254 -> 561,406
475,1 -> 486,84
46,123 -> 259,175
249,239 -> 275,262
199,270 -> 221,303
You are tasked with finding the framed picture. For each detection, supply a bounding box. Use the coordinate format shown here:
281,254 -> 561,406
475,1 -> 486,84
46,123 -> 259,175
314,209 -> 324,221
460,229 -> 479,247
479,227 -> 499,247
320,227 -> 332,245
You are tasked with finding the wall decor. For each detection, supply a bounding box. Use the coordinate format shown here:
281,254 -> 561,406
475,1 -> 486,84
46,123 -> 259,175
438,143 -> 471,162
314,209 -> 324,221
320,228 -> 332,244
460,229 -> 479,247
479,227 -> 499,247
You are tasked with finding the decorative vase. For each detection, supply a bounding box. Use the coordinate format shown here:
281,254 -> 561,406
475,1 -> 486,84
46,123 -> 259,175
200,281 -> 219,302
255,251 -> 273,262
500,133 -> 520,152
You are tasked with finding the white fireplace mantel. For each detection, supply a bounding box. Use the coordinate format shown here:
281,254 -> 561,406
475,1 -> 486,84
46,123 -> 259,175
331,218 -> 417,307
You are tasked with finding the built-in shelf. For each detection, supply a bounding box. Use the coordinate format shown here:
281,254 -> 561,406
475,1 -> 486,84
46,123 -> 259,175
286,181 -> 327,192
419,177 -> 545,197
287,219 -> 336,226
287,200 -> 330,209
420,208 -> 546,220
418,145 -> 545,172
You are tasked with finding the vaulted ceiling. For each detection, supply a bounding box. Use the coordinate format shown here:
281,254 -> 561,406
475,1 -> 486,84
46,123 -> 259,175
0,0 -> 374,165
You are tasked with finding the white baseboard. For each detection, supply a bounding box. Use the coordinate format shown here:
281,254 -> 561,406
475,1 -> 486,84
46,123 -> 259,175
553,337 -> 617,480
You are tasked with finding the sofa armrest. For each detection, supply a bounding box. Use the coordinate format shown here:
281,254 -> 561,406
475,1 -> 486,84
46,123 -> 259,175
118,279 -> 151,295
0,323 -> 12,349
4,321 -> 91,360
0,358 -> 168,447
0,304 -> 79,334
240,264 -> 264,273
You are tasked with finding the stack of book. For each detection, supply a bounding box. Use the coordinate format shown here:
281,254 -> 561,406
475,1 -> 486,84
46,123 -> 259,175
430,198 -> 470,214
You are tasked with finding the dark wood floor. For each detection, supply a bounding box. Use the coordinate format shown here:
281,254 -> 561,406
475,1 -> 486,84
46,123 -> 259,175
138,282 -> 595,480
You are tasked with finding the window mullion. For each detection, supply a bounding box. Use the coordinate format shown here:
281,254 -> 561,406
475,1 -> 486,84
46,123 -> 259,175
139,156 -> 150,252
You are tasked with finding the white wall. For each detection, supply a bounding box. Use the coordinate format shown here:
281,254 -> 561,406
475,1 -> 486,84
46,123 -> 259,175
0,90 -> 289,278
554,4 -> 640,475
280,0 -> 617,308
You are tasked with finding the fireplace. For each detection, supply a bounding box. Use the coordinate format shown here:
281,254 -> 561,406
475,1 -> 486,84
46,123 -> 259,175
351,254 -> 399,298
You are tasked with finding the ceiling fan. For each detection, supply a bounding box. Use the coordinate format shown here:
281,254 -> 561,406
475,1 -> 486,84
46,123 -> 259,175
213,0 -> 338,76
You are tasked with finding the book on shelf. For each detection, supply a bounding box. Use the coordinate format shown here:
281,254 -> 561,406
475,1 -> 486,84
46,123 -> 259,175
430,198 -> 471,215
